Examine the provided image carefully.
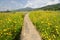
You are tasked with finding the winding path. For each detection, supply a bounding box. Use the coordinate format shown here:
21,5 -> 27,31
21,13 -> 41,40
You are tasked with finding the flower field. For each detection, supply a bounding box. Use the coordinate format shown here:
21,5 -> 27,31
29,11 -> 60,40
0,12 -> 24,40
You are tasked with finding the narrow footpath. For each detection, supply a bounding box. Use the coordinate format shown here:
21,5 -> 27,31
21,13 -> 41,40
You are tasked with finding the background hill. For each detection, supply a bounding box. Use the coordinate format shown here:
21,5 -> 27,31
0,3 -> 60,12
15,7 -> 33,11
35,3 -> 60,10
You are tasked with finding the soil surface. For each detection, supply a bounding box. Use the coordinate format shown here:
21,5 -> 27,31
21,13 -> 41,40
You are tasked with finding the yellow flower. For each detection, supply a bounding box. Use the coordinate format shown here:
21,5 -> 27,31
57,31 -> 59,34
6,33 -> 9,34
42,29 -> 44,30
56,29 -> 58,31
48,22 -> 52,26
46,36 -> 48,38
3,29 -> 7,31
41,21 -> 44,23
55,26 -> 58,28
1,32 -> 2,34
6,32 -> 12,35
1,36 -> 3,37
42,34 -> 44,36
47,27 -> 50,29
6,18 -> 11,22
47,18 -> 49,21
0,20 -> 3,22
9,19 -> 11,22
4,33 -> 6,35
53,34 -> 56,38
48,38 -> 51,40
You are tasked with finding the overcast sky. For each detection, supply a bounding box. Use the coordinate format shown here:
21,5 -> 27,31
0,0 -> 60,11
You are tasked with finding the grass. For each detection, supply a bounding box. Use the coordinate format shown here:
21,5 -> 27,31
29,10 -> 60,40
0,12 -> 24,40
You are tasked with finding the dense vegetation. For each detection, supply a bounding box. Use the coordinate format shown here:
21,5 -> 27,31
29,11 -> 60,40
34,3 -> 60,11
0,12 -> 24,40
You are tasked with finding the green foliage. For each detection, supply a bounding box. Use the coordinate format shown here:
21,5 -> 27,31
34,3 -> 60,11
0,12 -> 24,40
29,11 -> 60,40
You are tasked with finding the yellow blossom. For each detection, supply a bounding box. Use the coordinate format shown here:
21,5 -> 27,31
55,26 -> 58,28
53,34 -> 56,38
6,18 -> 11,22
48,38 -> 51,40
56,29 -> 58,31
57,31 -> 59,34
48,22 -> 52,26
3,29 -> 7,31
41,21 -> 44,23
6,32 -> 12,35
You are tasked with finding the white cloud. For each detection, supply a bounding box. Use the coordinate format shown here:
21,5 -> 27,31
24,0 -> 60,8
24,1 -> 33,8
0,0 -> 60,11
47,0 -> 59,5
24,0 -> 46,8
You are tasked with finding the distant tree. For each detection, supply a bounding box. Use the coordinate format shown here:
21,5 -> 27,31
6,10 -> 10,12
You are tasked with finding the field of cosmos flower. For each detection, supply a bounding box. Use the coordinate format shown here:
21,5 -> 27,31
0,12 -> 24,40
29,10 -> 60,40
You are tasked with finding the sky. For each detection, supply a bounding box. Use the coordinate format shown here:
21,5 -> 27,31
0,0 -> 60,11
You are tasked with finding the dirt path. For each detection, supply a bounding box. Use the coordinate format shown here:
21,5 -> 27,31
21,13 -> 41,40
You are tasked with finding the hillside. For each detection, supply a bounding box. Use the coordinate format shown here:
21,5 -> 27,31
35,3 -> 60,10
1,3 -> 60,12
15,7 -> 33,11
